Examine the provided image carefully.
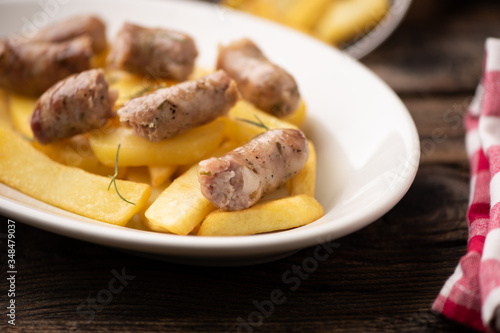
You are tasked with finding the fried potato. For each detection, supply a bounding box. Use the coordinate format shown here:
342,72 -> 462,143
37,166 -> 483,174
0,90 -> 14,131
145,166 -> 216,235
126,167 -> 171,228
281,99 -> 307,127
287,141 -> 316,197
148,166 -> 177,187
144,140 -> 239,235
282,0 -> 332,31
314,0 -> 389,44
33,135 -> 118,177
89,118 -> 226,167
9,94 -> 36,138
0,128 -> 151,226
198,194 -> 324,236
225,100 -> 298,143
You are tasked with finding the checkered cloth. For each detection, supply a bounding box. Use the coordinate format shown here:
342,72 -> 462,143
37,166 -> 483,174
432,38 -> 500,332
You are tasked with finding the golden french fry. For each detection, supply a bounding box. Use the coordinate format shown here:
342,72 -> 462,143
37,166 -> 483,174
281,99 -> 307,127
34,135 -> 118,177
314,0 -> 390,44
145,166 -> 216,235
287,141 -> 316,197
175,139 -> 240,176
283,0 -> 332,31
198,194 -> 324,236
148,166 -> 177,188
144,140 -> 239,235
8,94 -> 36,138
0,128 -> 151,226
89,119 -> 226,167
0,90 -> 14,131
125,167 -> 171,228
225,100 -> 297,143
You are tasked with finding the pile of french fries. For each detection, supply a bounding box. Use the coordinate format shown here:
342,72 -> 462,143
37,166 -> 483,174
223,0 -> 390,46
0,66 -> 324,236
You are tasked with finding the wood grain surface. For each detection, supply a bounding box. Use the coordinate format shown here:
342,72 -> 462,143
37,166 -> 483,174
2,0 -> 500,332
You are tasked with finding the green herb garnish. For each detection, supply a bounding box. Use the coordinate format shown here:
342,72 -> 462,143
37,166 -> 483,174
108,144 -> 135,205
199,171 -> 212,176
236,115 -> 269,131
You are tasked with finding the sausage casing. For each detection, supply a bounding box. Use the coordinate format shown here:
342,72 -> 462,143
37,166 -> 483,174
107,22 -> 198,81
198,129 -> 309,211
31,68 -> 116,144
32,15 -> 107,53
217,38 -> 300,117
117,70 -> 239,142
0,36 -> 92,96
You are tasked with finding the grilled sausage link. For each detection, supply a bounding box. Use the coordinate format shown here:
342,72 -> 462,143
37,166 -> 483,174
32,15 -> 107,53
217,38 -> 300,117
118,70 -> 239,142
0,36 -> 92,96
108,22 -> 198,81
31,69 -> 117,144
198,129 -> 309,211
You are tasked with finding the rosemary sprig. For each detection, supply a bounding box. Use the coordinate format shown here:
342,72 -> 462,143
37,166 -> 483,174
127,86 -> 155,100
127,83 -> 167,100
108,144 -> 135,205
236,115 -> 269,131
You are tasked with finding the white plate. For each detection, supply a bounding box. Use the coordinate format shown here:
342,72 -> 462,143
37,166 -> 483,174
0,0 -> 420,266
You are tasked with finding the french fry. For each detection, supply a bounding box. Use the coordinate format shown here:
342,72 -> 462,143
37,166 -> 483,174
89,118 -> 226,167
225,100 -> 297,143
34,135 -> 118,177
9,94 -> 36,138
281,99 -> 307,127
283,0 -> 332,31
126,167 -> 171,227
148,166 -> 177,187
314,0 -> 390,44
0,128 -> 151,226
145,166 -> 216,235
287,141 -> 316,197
144,140 -> 239,235
198,194 -> 324,236
0,90 -> 14,131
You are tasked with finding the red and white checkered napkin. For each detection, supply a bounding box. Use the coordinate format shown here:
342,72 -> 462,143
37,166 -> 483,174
432,38 -> 500,332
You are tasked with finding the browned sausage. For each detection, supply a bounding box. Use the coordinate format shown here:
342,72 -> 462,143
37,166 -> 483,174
31,69 -> 117,144
217,38 -> 300,117
32,15 -> 107,53
198,128 -> 309,211
107,22 -> 198,81
117,70 -> 239,142
0,36 -> 92,96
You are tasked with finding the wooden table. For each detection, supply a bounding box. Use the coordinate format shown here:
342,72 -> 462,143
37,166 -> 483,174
2,0 -> 500,332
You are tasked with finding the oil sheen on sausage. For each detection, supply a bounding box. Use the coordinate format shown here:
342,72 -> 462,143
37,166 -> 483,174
117,70 -> 239,142
0,36 -> 92,96
107,22 -> 198,81
198,129 -> 309,211
216,38 -> 300,117
31,69 -> 117,144
31,15 -> 107,53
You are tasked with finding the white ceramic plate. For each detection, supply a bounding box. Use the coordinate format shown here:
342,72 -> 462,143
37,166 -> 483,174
0,0 -> 420,266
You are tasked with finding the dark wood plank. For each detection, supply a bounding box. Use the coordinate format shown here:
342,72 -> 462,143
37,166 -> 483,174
363,0 -> 500,94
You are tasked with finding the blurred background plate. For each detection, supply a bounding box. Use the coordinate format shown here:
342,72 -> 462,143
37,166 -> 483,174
220,0 -> 413,59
